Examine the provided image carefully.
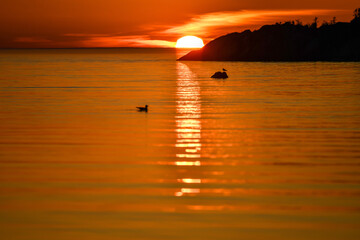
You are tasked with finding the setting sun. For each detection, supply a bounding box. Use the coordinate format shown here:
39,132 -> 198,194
175,36 -> 204,48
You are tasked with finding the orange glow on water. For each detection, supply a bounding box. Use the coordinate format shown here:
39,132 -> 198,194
178,178 -> 202,184
175,188 -> 201,197
1,50 -> 360,240
174,161 -> 201,166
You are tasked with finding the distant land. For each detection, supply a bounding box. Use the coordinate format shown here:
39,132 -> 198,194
179,8 -> 360,61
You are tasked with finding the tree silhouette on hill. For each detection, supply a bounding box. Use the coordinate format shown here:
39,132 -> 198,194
352,8 -> 360,24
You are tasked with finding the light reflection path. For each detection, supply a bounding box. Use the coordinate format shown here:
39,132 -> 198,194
175,62 -> 202,197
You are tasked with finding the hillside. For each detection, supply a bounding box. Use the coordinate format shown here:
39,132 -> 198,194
179,10 -> 360,61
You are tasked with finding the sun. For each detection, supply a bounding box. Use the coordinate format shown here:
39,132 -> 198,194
175,36 -> 204,48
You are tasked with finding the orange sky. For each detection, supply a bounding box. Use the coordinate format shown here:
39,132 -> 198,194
0,0 -> 358,48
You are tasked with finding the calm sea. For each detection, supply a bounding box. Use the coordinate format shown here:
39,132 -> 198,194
0,48 -> 360,239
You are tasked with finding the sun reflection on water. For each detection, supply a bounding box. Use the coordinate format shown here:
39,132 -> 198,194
175,62 -> 202,162
175,62 -> 202,196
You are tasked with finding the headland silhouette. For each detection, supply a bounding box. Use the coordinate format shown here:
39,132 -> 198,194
179,8 -> 360,61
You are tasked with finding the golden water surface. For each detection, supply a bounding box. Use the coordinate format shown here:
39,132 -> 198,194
0,49 -> 360,239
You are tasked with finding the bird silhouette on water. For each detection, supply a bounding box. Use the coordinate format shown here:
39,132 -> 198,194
137,105 -> 148,112
211,68 -> 229,79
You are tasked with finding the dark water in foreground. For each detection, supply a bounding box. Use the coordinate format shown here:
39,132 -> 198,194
0,49 -> 360,239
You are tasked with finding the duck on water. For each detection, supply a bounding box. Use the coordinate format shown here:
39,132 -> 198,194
137,105 -> 148,112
